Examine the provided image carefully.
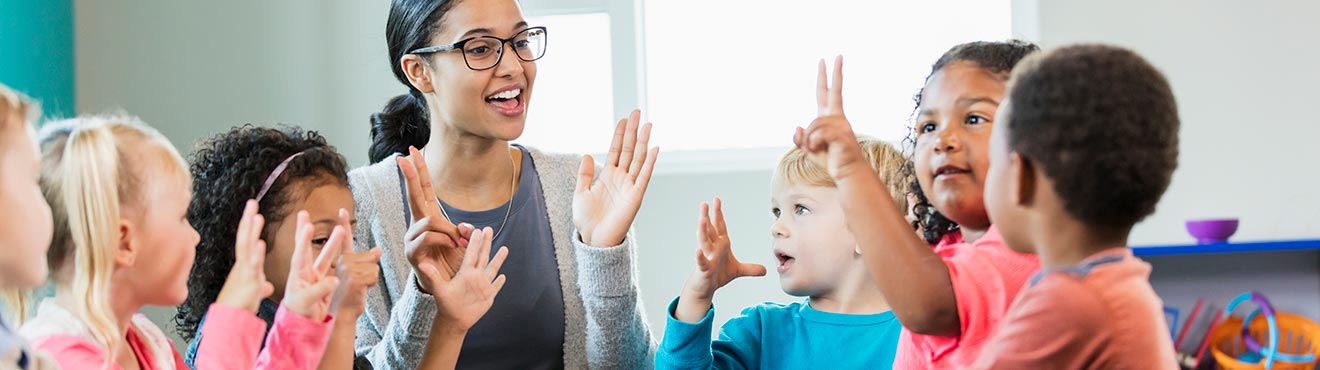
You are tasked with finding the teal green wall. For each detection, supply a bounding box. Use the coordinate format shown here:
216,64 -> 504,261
0,0 -> 75,118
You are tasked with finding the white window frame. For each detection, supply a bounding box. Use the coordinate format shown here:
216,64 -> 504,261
523,0 -> 647,122
524,0 -> 790,175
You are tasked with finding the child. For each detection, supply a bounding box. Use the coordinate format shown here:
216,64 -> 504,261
0,84 -> 59,369
656,137 -> 907,369
973,44 -> 1179,368
180,126 -> 510,370
176,125 -> 382,370
793,41 -> 1042,369
18,116 -> 338,369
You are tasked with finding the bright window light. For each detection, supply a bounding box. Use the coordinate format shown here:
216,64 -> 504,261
519,13 -> 616,153
644,0 -> 1012,152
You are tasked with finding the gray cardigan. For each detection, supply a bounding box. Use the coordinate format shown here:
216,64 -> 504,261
349,148 -> 656,369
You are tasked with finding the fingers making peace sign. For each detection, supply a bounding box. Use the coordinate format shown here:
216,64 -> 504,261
793,56 -> 868,181
282,210 -> 346,321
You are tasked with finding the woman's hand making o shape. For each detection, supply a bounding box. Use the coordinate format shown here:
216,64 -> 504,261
398,146 -> 474,294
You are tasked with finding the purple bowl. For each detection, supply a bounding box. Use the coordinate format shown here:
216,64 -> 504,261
1185,218 -> 1239,244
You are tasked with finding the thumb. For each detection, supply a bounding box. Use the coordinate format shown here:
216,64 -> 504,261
457,223 -> 476,239
738,263 -> 768,277
261,281 -> 275,299
576,155 -> 594,193
694,249 -> 712,272
418,262 -> 449,285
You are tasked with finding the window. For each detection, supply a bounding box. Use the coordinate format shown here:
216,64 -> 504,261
519,13 -> 617,153
643,0 -> 1012,154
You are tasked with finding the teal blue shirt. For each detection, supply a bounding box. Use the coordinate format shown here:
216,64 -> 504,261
656,297 -> 902,369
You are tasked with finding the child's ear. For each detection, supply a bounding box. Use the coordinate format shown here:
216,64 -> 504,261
115,220 -> 138,268
400,54 -> 435,94
1011,152 -> 1037,207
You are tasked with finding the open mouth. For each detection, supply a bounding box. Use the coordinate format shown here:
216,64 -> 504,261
933,165 -> 970,180
485,87 -> 524,116
774,249 -> 796,273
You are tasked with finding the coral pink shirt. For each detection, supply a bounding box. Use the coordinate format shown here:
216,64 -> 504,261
22,301 -> 332,370
971,248 -> 1177,369
892,226 -> 1042,369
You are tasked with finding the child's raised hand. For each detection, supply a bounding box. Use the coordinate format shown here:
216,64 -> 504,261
216,200 -> 276,313
676,198 -> 766,322
398,146 -> 469,294
417,226 -> 509,333
282,211 -> 344,321
331,208 -> 381,319
793,56 -> 869,181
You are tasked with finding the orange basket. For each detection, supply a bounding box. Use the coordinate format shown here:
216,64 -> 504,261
1210,312 -> 1320,370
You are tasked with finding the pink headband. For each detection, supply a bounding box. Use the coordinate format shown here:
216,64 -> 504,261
255,152 -> 305,202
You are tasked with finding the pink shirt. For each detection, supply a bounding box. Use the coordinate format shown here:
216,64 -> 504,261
22,301 -> 332,370
892,226 -> 1042,370
971,248 -> 1178,370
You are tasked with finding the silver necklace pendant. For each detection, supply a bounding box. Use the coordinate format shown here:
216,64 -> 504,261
436,149 -> 518,241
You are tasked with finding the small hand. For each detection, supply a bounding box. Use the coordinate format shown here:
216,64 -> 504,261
675,198 -> 766,322
282,211 -> 344,321
793,56 -> 869,181
572,109 -> 660,247
331,208 -> 381,319
215,200 -> 276,313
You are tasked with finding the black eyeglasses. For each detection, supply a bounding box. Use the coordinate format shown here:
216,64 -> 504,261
409,27 -> 548,71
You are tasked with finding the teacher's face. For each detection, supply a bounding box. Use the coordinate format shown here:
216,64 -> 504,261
424,0 -> 537,142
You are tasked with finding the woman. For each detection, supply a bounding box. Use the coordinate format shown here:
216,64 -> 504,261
350,0 -> 657,368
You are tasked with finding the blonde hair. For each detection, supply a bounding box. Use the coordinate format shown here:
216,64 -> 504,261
0,83 -> 36,128
776,136 -> 910,209
0,84 -> 40,324
19,115 -> 188,358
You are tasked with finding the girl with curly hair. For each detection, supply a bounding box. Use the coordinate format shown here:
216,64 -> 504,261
177,125 -> 507,370
20,116 -> 339,370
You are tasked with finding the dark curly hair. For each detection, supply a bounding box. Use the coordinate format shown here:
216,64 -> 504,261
174,125 -> 349,341
903,40 -> 1040,244
1005,44 -> 1179,228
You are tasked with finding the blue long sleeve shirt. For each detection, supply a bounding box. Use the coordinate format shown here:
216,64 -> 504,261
657,297 -> 902,369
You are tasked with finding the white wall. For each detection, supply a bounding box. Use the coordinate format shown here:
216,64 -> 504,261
75,0 -> 394,168
1015,0 -> 1320,246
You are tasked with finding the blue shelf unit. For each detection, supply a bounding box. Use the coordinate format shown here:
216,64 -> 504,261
1132,239 -> 1320,257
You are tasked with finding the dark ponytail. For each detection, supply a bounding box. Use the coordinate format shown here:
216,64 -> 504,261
370,0 -> 459,163
904,39 -> 1040,245
370,92 -> 430,163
